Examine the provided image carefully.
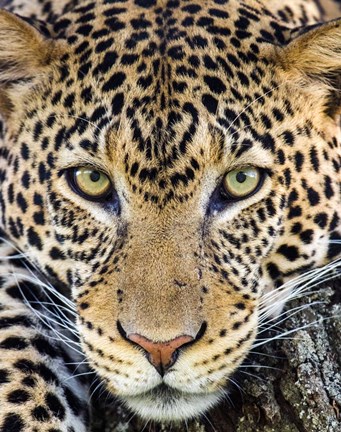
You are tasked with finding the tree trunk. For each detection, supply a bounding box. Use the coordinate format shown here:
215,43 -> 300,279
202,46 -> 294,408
91,279 -> 341,432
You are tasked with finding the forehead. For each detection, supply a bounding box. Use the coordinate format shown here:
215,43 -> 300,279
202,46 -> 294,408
32,0 -> 283,204
51,2 -> 279,133
59,0 -> 276,105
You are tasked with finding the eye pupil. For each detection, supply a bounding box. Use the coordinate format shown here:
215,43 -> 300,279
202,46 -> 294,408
236,172 -> 247,183
67,167 -> 112,202
221,166 -> 264,202
90,171 -> 101,182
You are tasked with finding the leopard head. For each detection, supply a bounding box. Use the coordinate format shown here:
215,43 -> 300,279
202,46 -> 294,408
0,0 -> 340,421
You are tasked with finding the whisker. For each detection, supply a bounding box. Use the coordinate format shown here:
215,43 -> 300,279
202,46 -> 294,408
238,370 -> 266,381
227,376 -> 244,395
225,83 -> 286,135
63,370 -> 97,383
239,364 -> 281,371
248,350 -> 285,360
253,314 -> 340,349
258,301 -> 325,332
14,277 -> 84,356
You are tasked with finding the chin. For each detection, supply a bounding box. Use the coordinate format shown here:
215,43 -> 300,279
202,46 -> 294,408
120,384 -> 223,422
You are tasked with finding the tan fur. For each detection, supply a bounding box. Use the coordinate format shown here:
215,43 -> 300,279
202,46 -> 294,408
0,0 -> 340,425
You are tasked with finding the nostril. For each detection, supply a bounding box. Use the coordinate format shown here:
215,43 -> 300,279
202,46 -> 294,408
127,333 -> 194,376
195,321 -> 207,342
117,321 -> 207,376
117,320 -> 128,340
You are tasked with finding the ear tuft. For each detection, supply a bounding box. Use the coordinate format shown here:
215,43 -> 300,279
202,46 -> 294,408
0,9 -> 55,82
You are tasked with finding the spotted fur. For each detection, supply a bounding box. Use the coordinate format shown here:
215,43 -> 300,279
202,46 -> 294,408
0,0 -> 340,427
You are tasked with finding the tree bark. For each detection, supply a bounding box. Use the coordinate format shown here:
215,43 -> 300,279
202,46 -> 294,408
91,279 -> 341,432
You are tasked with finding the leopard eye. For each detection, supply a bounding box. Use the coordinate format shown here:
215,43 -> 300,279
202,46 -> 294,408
222,167 -> 262,199
67,167 -> 112,201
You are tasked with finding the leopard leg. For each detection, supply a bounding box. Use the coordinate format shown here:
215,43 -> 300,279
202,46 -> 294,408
0,243 -> 90,432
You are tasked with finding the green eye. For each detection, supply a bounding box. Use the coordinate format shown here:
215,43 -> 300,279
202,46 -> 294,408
222,167 -> 262,199
68,167 -> 112,201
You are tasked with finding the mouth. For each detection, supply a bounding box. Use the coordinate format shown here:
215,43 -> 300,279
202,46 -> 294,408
121,383 -> 222,422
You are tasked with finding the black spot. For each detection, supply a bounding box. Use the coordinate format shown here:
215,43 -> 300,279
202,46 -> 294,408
102,72 -> 126,92
0,315 -> 32,329
197,16 -> 214,27
294,151 -> 304,171
0,413 -> 25,432
7,389 -> 30,404
182,4 -> 201,13
21,376 -> 36,388
0,369 -> 10,384
259,133 -> 275,151
20,143 -> 30,160
104,7 -> 126,17
32,406 -> 50,422
202,94 -> 218,114
76,24 -> 93,36
291,222 -> 302,234
307,188 -> 320,206
36,363 -> 59,384
16,193 -> 28,213
112,92 -> 124,115
135,0 -> 156,8
272,108 -> 284,122
209,8 -> 229,18
232,321 -> 242,330
32,337 -> 59,358
313,212 -> 328,228
288,206 -> 302,219
329,212 -> 339,231
204,76 -> 226,94
237,71 -> 250,87
0,337 -> 28,350
49,247 -> 65,260
63,387 -> 83,415
328,231 -> 341,259
14,359 -> 36,373
277,149 -> 285,164
309,146 -> 319,172
45,393 -> 66,420
95,38 -> 114,53
300,229 -> 314,244
234,16 -> 250,29
27,227 -> 43,250
94,51 -> 118,74
121,53 -> 138,65
137,74 -> 153,89
105,17 -> 126,31
324,176 -> 334,199
33,211 -> 45,225
277,244 -> 299,261
131,17 -> 152,30
267,262 -> 281,279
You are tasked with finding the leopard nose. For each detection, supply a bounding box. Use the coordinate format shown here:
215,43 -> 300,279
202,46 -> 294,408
127,333 -> 194,376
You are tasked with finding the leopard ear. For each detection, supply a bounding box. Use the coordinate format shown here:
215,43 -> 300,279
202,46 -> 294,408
0,10 -> 57,118
278,19 -> 341,118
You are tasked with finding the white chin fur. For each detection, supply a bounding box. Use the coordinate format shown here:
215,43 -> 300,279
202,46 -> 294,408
121,386 -> 222,422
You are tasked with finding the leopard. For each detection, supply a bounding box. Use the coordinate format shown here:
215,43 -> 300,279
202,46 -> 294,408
0,0 -> 340,430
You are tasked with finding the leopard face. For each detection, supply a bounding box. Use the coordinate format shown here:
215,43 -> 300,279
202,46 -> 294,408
0,0 -> 340,422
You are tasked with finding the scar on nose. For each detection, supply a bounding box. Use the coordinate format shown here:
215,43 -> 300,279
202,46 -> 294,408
174,279 -> 187,288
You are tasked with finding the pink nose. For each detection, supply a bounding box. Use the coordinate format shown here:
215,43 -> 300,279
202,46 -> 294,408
128,333 -> 194,375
